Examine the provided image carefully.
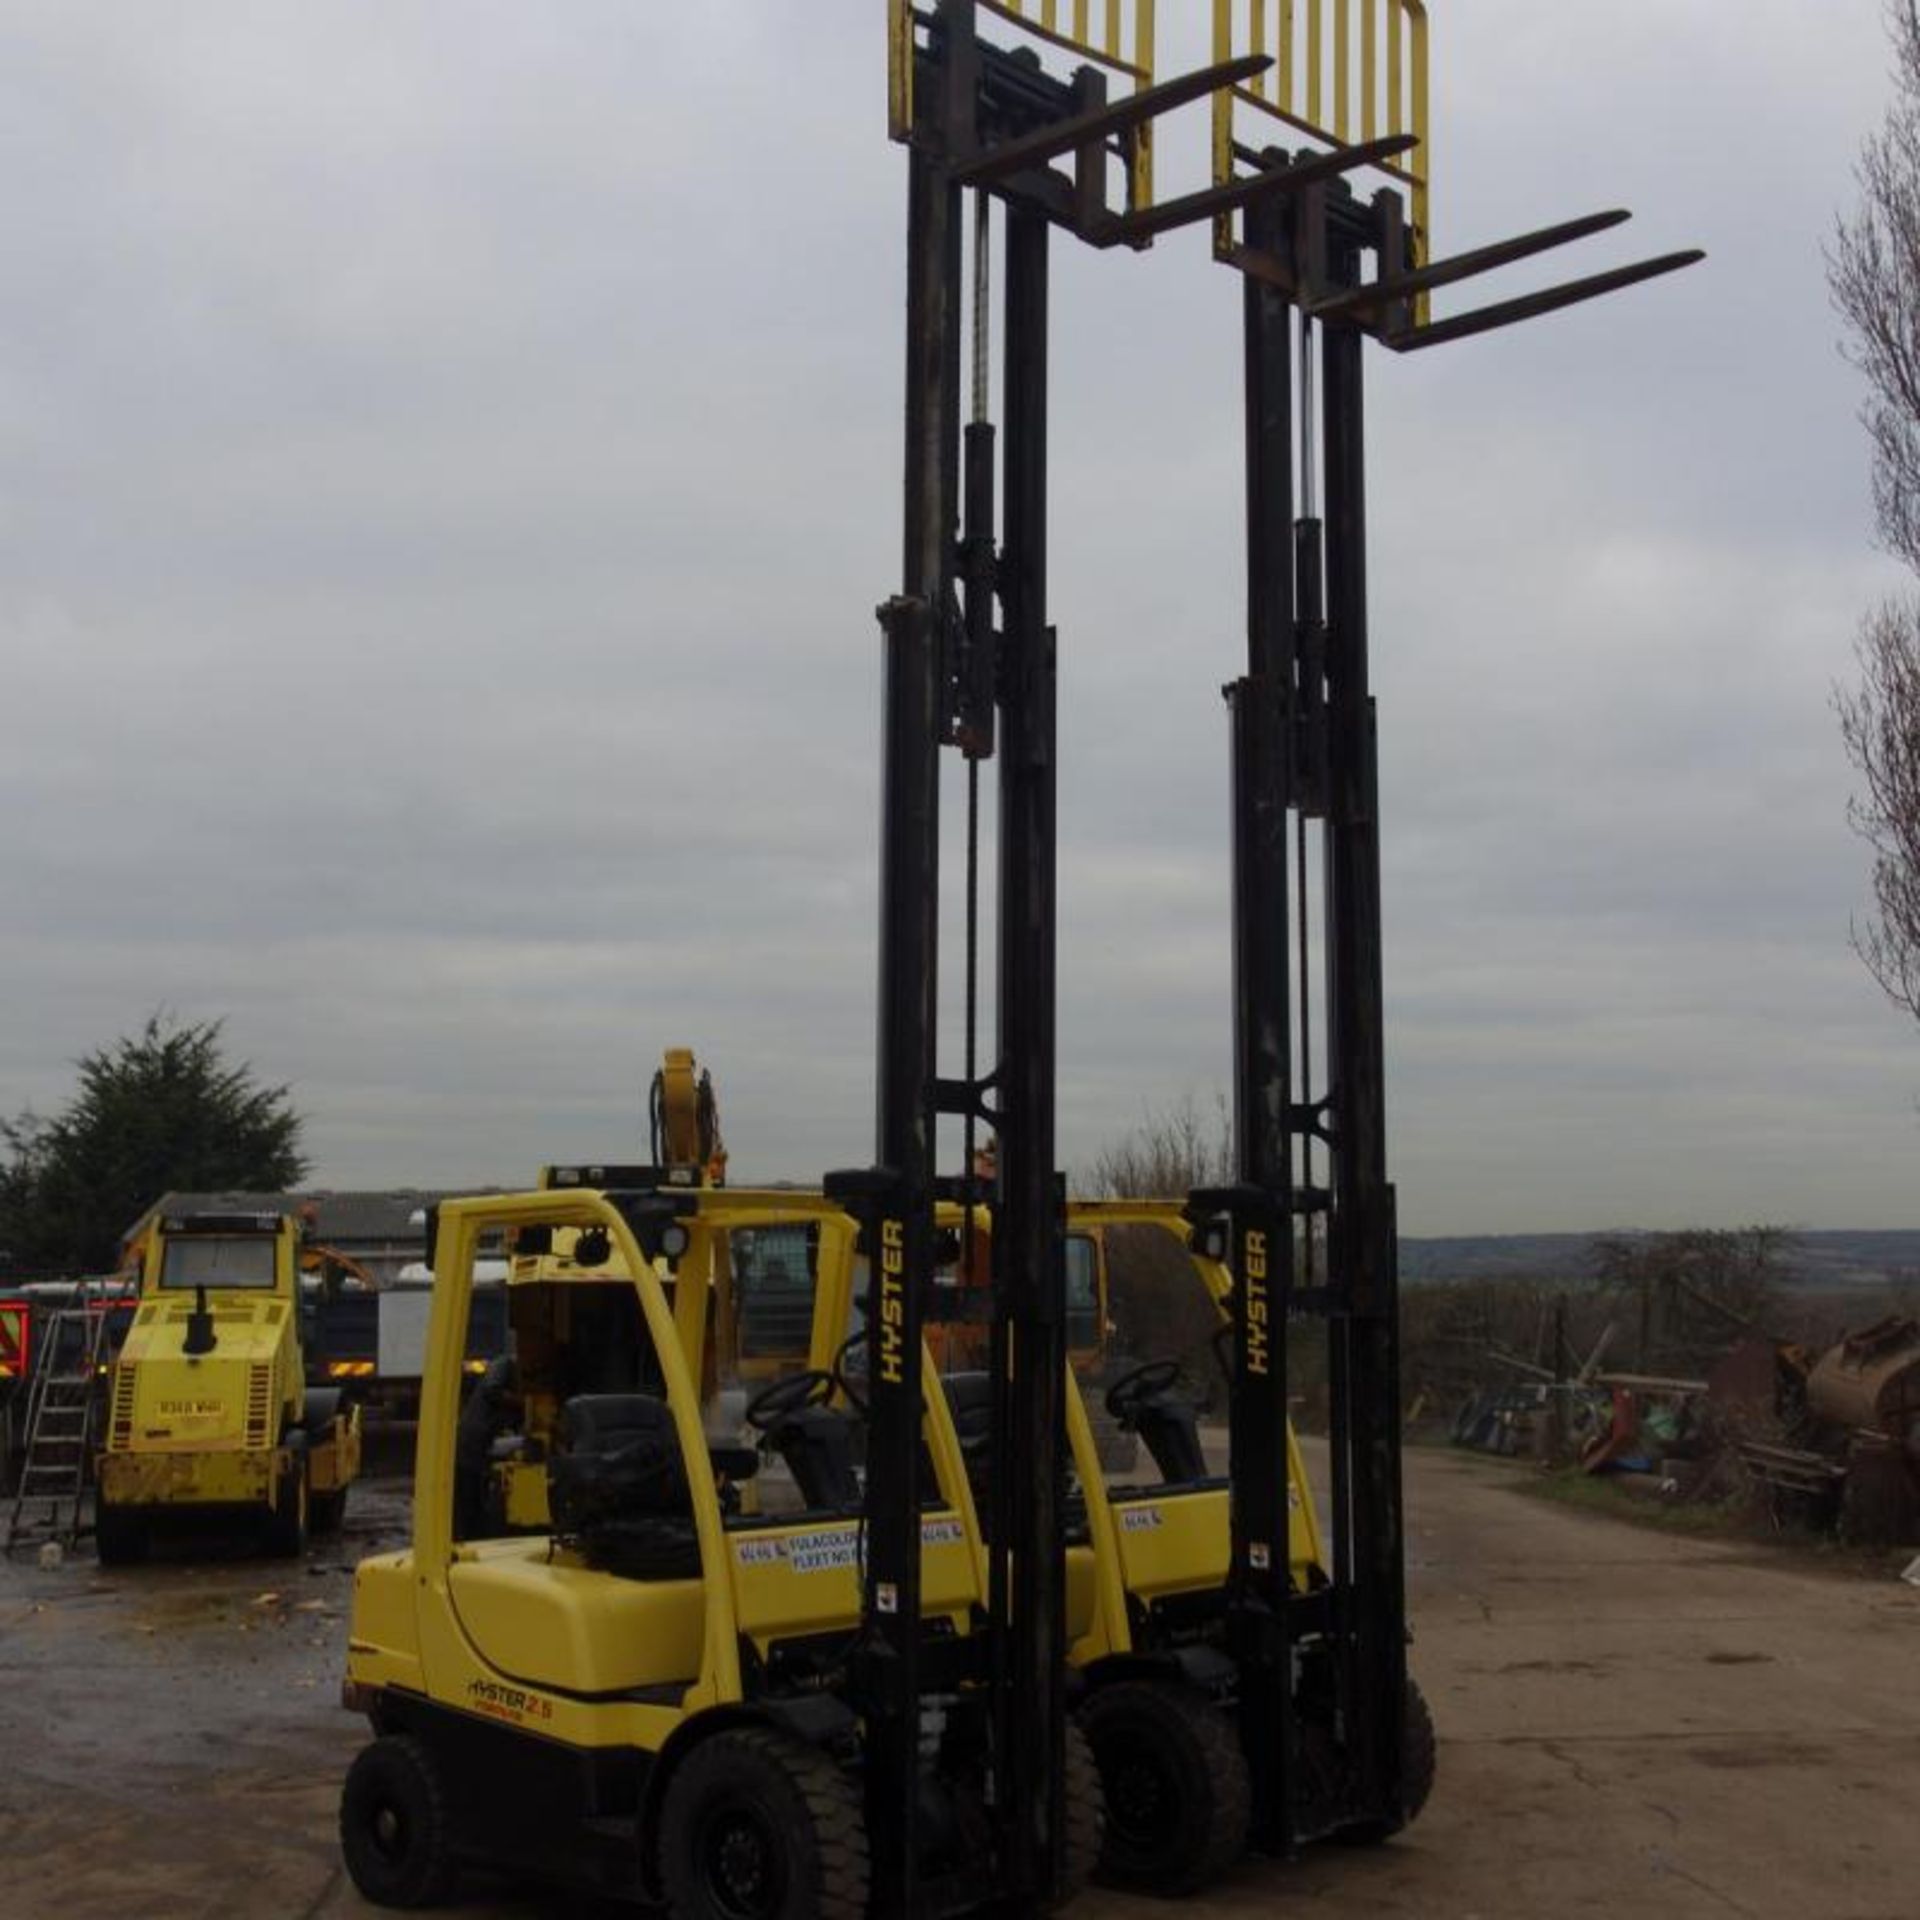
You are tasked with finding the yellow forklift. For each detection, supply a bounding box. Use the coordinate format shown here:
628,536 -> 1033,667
782,1185 -> 1426,1892
453,1173 -> 1279,1891
350,1166 -> 1304,1903
1056,1204 -> 1434,1882
516,1170 -> 1403,1894
337,1185 -> 1100,1912
95,1207 -> 362,1563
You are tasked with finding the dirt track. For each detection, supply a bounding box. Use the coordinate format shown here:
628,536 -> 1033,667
1,1449 -> 1914,1920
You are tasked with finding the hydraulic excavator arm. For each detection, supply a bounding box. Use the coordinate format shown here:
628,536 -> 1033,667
649,1047 -> 728,1186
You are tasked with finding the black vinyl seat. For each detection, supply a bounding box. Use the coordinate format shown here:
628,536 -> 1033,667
940,1371 -> 1089,1543
549,1393 -> 700,1579
942,1371 -> 994,1486
761,1405 -> 864,1512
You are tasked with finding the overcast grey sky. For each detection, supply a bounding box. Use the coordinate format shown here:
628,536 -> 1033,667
1,3 -> 1914,1235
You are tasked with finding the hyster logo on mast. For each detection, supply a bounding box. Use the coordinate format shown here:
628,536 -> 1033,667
879,1217 -> 906,1385
1245,1229 -> 1271,1378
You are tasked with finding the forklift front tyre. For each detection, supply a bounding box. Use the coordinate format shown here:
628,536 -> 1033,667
1077,1679 -> 1249,1894
94,1502 -> 150,1568
658,1725 -> 869,1920
340,1734 -> 456,1908
1336,1674 -> 1437,1844
1062,1716 -> 1105,1898
265,1456 -> 309,1559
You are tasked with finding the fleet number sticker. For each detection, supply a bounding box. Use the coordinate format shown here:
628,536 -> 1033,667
735,1515 -> 968,1574
786,1527 -> 861,1574
1119,1506 -> 1163,1532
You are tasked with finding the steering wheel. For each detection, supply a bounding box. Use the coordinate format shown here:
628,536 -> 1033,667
744,1369 -> 836,1431
832,1328 -> 870,1416
1104,1358 -> 1184,1425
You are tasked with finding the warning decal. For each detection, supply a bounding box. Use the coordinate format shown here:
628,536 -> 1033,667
0,1301 -> 28,1381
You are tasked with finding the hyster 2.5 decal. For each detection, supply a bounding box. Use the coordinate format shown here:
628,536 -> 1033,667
467,1677 -> 554,1725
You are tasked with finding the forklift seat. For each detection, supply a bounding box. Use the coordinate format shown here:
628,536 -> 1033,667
549,1393 -> 700,1579
760,1406 -> 863,1513
941,1371 -> 994,1504
940,1371 -> 1089,1543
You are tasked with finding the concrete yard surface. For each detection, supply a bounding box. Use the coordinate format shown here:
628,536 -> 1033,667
1,1451 -> 1915,1919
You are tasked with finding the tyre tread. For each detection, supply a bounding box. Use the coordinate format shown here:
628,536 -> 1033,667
1400,1675 -> 1437,1826
1079,1677 -> 1250,1894
1335,1673 -> 1438,1844
660,1723 -> 869,1920
1061,1717 -> 1105,1896
339,1733 -> 455,1909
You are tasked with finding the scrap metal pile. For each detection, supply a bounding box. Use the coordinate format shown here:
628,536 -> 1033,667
1443,1291 -> 1920,1548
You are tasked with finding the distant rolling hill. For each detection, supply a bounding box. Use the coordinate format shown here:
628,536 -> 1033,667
1399,1230 -> 1920,1290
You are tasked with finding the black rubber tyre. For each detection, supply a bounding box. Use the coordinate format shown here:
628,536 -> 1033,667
1401,1674 -> 1437,1825
264,1457 -> 309,1559
1337,1675 -> 1438,1844
1078,1679 -> 1250,1894
658,1725 -> 869,1920
340,1734 -> 456,1908
1060,1716 -> 1105,1899
311,1483 -> 349,1535
93,1502 -> 149,1568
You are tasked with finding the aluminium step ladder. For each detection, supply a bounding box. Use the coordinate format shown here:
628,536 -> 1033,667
4,1298 -> 110,1554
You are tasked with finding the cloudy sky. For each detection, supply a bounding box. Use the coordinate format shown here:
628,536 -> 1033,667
2,3 -> 1914,1235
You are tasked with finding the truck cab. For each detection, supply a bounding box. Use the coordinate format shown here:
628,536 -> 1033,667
95,1209 -> 362,1563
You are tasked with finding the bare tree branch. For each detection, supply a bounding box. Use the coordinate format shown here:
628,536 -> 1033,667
1829,3 -> 1920,1024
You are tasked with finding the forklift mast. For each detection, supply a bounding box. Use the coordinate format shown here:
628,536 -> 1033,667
1196,3 -> 1697,1849
832,8 -> 1269,1905
841,2 -> 1699,1907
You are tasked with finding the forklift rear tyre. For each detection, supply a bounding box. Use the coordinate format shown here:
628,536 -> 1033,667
1078,1679 -> 1250,1894
340,1734 -> 455,1908
94,1503 -> 150,1568
659,1725 -> 869,1920
265,1459 -> 309,1559
1336,1675 -> 1437,1844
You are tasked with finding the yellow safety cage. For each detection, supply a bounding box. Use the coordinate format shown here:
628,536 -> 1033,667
890,1 -> 1160,209
1212,1 -> 1428,272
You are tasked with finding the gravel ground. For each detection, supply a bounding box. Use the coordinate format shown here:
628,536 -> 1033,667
1,1450 -> 1915,1919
